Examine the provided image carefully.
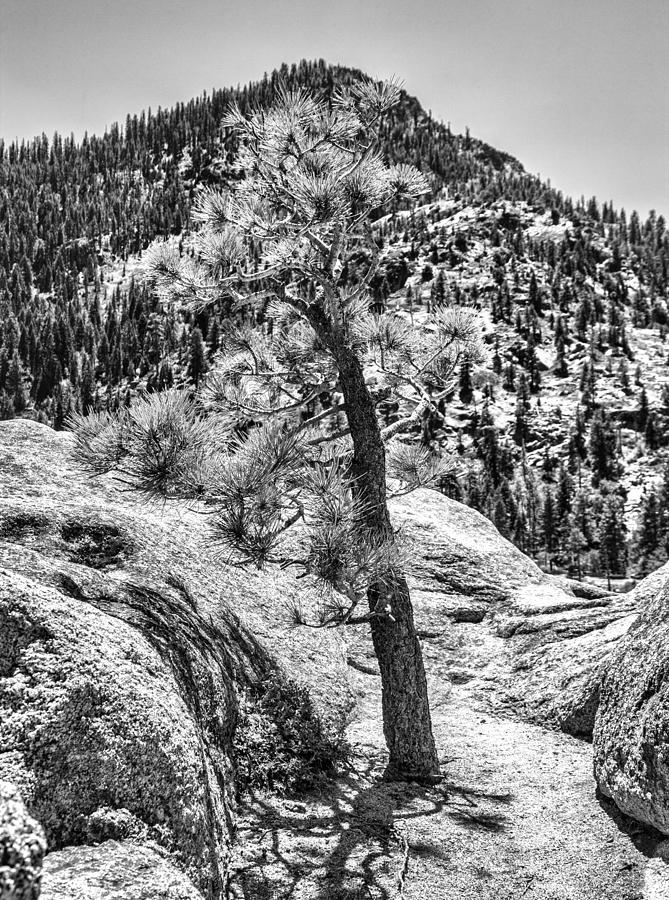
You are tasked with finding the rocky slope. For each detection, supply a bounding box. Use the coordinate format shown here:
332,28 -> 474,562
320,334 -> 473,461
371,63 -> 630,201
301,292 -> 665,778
0,419 -> 348,898
3,418 -> 668,897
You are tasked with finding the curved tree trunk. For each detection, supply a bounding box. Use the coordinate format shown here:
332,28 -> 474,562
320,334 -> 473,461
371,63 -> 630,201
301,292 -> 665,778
335,345 -> 440,779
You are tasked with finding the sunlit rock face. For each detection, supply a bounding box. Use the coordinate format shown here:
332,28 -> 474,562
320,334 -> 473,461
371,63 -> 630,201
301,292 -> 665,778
594,573 -> 669,834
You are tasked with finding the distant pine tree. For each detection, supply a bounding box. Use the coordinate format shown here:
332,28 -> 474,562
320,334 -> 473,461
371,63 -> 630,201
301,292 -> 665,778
589,409 -> 619,484
598,494 -> 628,584
635,490 -> 660,561
187,327 -> 208,387
458,357 -> 473,404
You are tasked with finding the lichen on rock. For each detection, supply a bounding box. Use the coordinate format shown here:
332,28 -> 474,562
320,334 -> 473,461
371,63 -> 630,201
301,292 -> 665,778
0,780 -> 46,900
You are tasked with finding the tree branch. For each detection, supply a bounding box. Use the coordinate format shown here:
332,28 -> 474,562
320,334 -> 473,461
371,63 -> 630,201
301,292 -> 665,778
380,397 -> 431,441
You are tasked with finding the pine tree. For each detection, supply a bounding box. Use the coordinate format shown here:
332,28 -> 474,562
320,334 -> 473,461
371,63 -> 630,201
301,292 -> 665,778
645,411 -> 659,450
492,338 -> 503,375
6,349 -> 26,413
542,489 -> 557,569
513,398 -> 528,446
554,317 -> 568,377
572,405 -> 587,460
478,402 -> 502,487
657,463 -> 669,552
71,81 -> 486,780
598,494 -> 628,585
579,358 -> 596,416
567,519 -> 586,580
635,490 -> 660,562
528,271 -> 542,315
187,326 -> 208,387
589,409 -> 619,484
79,353 -> 96,416
430,270 -> 446,309
458,357 -> 473,404
0,392 -> 15,421
637,387 -> 649,431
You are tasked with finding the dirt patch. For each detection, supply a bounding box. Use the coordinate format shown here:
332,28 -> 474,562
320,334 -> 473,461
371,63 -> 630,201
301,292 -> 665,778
230,680 -> 668,899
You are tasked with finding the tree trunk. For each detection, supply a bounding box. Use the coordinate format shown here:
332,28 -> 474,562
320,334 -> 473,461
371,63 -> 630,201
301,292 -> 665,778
368,575 -> 440,779
335,345 -> 440,780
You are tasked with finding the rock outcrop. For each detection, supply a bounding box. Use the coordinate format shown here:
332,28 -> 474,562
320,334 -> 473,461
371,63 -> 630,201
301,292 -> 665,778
0,781 -> 46,900
594,568 -> 669,833
0,569 -> 233,898
0,420 -> 349,898
383,490 -> 638,737
0,419 -> 646,897
41,842 -> 203,900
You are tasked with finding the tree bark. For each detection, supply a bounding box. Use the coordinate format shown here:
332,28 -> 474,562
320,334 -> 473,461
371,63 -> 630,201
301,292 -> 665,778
335,344 -> 440,780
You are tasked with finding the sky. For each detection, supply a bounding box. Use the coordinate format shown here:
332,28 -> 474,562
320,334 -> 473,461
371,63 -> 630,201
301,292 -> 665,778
1,0 -> 667,217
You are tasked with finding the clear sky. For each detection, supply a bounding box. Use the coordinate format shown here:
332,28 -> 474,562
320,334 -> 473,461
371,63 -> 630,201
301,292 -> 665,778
1,0 -> 667,217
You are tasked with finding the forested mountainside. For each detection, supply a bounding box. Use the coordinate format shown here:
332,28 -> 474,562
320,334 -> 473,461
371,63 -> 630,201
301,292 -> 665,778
2,59 -> 668,580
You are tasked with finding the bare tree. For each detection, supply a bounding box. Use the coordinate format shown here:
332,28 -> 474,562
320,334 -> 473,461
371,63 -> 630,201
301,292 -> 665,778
72,79 -> 484,779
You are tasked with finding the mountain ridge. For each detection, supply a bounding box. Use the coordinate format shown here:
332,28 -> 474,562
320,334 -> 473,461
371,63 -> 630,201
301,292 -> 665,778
1,59 -> 668,582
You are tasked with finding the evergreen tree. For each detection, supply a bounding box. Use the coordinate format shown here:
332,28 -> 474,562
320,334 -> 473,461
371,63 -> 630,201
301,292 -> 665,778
645,411 -> 659,450
71,81 -> 487,780
637,387 -> 649,431
0,392 -> 15,421
430,269 -> 446,311
187,326 -> 208,387
554,315 -> 568,376
513,398 -> 528,446
528,271 -> 542,315
542,489 -> 557,569
598,494 -> 628,584
572,405 -> 587,460
635,490 -> 660,561
556,463 -> 573,520
478,402 -> 502,487
589,409 -> 619,484
458,357 -> 473,404
6,349 -> 26,413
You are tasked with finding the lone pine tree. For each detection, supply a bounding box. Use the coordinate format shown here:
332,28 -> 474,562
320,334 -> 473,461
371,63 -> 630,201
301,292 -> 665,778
71,80 -> 484,779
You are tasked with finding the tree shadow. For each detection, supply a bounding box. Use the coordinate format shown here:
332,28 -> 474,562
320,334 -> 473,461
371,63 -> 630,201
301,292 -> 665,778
231,752 -> 514,899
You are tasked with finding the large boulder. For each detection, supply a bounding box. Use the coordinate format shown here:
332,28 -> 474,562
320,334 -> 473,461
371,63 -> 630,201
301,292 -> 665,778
594,569 -> 669,833
0,568 -> 233,898
41,842 -> 203,900
0,781 -> 46,900
0,420 -> 349,898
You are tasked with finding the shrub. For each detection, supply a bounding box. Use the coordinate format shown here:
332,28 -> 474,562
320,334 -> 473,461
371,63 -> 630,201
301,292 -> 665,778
233,674 -> 350,794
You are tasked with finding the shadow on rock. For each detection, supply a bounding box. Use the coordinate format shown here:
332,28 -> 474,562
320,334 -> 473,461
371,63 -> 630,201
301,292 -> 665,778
597,788 -> 665,859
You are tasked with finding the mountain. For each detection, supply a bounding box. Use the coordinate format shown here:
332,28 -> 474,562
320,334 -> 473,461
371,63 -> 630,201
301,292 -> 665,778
1,59 -> 668,582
